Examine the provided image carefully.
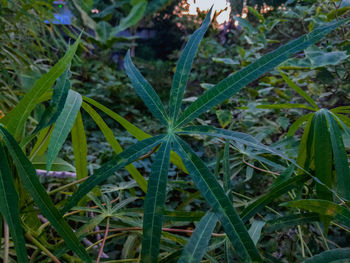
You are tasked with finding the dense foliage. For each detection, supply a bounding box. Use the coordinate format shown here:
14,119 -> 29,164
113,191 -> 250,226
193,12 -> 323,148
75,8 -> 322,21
0,0 -> 350,262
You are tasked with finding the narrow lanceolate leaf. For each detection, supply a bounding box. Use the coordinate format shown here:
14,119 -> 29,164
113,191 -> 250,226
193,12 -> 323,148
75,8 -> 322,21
265,213 -> 320,232
173,136 -> 262,262
141,138 -> 172,263
287,113 -> 314,137
313,110 -> 333,200
0,144 -> 28,263
248,221 -> 266,246
279,72 -> 318,110
177,125 -> 290,161
3,36 -> 80,140
174,19 -> 348,128
82,101 -> 147,192
282,199 -> 350,229
169,8 -> 212,122
0,126 -> 91,262
62,135 -> 166,213
124,50 -> 169,126
71,111 -> 87,180
303,248 -> 350,263
240,175 -> 310,223
178,211 -> 218,263
35,68 -> 72,133
256,104 -> 315,111
83,96 -> 187,173
324,110 -> 350,200
47,90 -> 82,171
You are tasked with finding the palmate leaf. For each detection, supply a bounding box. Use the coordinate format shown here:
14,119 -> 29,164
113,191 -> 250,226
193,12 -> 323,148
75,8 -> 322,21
124,50 -> 169,126
62,135 -> 166,213
0,126 -> 91,262
141,138 -> 172,263
82,101 -> 148,193
303,248 -> 350,263
0,144 -> 28,263
173,135 -> 262,262
168,8 -> 212,122
1,36 -> 81,140
174,19 -> 348,129
178,211 -> 218,263
47,90 -> 82,171
82,96 -> 187,173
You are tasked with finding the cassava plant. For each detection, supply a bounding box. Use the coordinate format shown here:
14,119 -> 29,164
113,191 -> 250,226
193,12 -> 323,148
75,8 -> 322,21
0,8 -> 349,263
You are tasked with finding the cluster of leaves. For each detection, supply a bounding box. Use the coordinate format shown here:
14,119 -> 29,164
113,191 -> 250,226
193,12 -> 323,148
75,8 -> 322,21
0,1 -> 350,263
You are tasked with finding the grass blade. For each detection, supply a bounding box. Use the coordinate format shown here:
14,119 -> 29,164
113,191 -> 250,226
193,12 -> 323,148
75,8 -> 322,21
2,36 -> 80,140
178,211 -> 218,263
169,9 -> 212,122
279,71 -> 318,110
124,50 -> 169,126
47,90 -> 82,171
0,126 -> 91,262
173,136 -> 262,262
71,111 -> 88,179
141,138 -> 172,262
324,110 -> 350,200
0,144 -> 28,263
82,101 -> 148,192
174,20 -> 347,128
240,175 -> 310,222
303,248 -> 350,263
62,135 -> 166,213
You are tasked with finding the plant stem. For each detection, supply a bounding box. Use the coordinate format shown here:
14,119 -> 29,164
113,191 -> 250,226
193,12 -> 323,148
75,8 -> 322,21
96,217 -> 110,263
3,221 -> 9,263
25,233 -> 61,263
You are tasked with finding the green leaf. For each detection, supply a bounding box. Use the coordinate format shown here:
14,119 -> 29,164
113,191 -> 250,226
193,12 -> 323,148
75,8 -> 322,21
124,50 -> 169,126
168,9 -> 212,122
82,101 -> 147,192
256,104 -> 315,111
279,72 -> 318,110
35,68 -> 72,132
0,126 -> 91,262
313,110 -> 333,200
287,113 -> 314,137
31,155 -> 75,172
47,90 -> 82,171
248,221 -> 265,246
0,144 -> 28,263
96,21 -> 112,44
174,19 -> 347,128
303,248 -> 350,263
62,135 -> 166,213
141,138 -> 172,263
240,175 -> 310,223
178,211 -> 218,263
113,1 -> 147,34
177,125 -> 290,161
265,213 -> 320,232
324,110 -> 350,200
282,199 -> 350,229
2,36 -> 80,140
82,96 -> 187,173
71,111 -> 88,179
305,46 -> 349,68
173,136 -> 262,262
